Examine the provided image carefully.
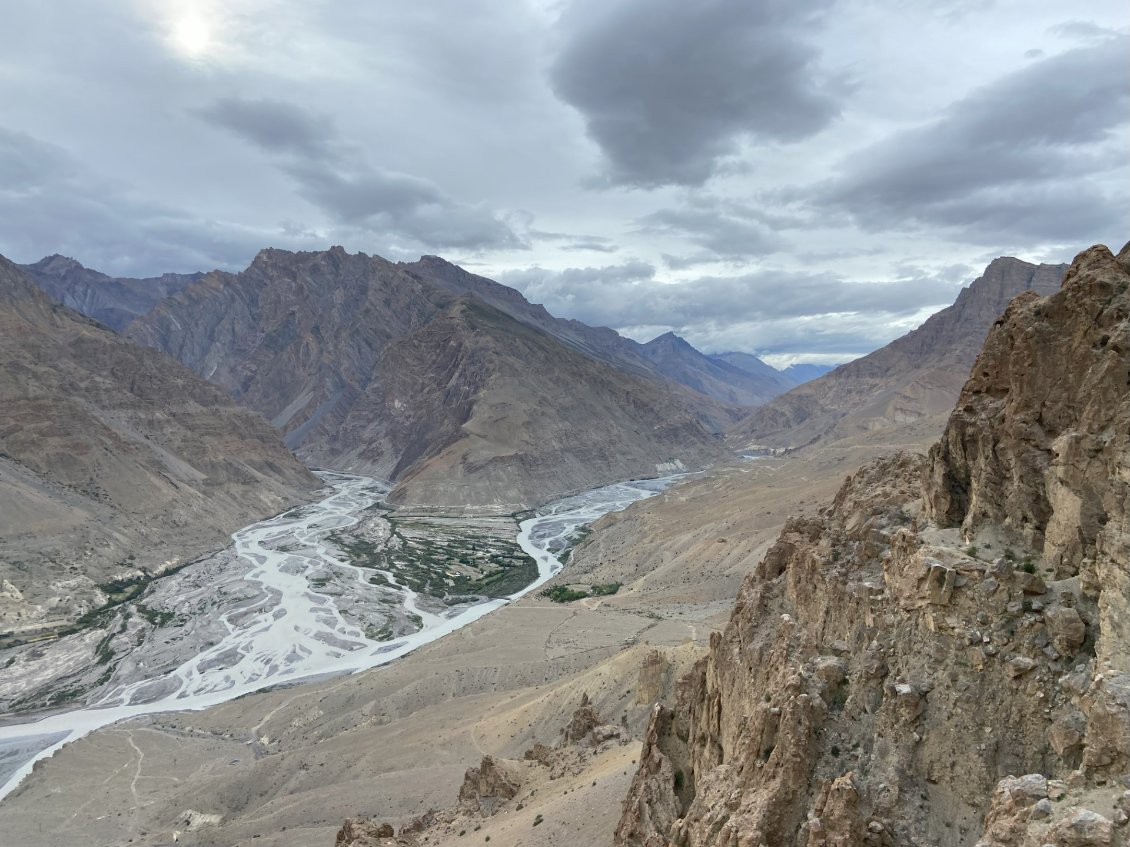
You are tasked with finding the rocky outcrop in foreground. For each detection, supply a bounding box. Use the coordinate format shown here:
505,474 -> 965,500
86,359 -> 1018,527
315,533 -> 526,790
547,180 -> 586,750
616,244 -> 1130,846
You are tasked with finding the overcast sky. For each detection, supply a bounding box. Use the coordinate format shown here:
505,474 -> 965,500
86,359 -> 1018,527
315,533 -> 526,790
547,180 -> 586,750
1,1 -> 1127,365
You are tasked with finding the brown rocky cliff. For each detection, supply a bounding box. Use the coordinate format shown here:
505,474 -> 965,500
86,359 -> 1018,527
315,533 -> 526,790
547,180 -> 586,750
927,241 -> 1130,784
615,243 -> 1130,847
926,244 -> 1130,582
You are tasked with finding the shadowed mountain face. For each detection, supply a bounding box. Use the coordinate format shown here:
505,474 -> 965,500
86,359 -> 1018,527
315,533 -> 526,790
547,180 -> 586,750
731,256 -> 1068,450
0,256 -> 318,631
400,256 -> 755,428
638,333 -> 790,407
127,248 -> 728,511
19,254 -> 201,331
780,362 -> 834,384
708,353 -> 834,392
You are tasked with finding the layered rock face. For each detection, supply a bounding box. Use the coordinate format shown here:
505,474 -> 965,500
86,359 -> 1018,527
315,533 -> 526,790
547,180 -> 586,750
20,253 -> 200,331
616,244 -> 1130,847
0,256 -> 318,630
733,257 -> 1067,450
128,248 -> 726,511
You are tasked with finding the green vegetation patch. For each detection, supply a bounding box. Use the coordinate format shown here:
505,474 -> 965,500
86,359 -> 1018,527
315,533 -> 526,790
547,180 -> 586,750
329,519 -> 539,602
136,604 -> 175,628
542,582 -> 622,603
542,585 -> 589,603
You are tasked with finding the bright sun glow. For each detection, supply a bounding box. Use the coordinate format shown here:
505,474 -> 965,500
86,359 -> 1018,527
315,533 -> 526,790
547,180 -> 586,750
173,15 -> 210,55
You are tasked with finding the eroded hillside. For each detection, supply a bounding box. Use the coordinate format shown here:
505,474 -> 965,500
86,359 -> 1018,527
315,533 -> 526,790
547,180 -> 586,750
0,256 -> 318,633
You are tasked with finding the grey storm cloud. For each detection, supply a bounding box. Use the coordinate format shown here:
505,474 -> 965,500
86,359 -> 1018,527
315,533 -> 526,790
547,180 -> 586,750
678,310 -> 931,361
820,37 -> 1130,245
197,98 -> 337,159
1,0 -> 1125,364
497,261 -> 961,335
0,128 -> 288,275
526,229 -> 620,254
196,97 -> 525,252
636,196 -> 806,260
550,0 -> 841,187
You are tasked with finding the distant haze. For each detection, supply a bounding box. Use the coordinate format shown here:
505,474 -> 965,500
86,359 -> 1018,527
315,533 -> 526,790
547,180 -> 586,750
0,0 -> 1126,364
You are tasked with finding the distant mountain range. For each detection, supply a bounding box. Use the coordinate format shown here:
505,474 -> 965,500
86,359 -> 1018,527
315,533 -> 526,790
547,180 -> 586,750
0,240 -> 1081,684
19,249 -> 827,512
709,351 -> 833,391
11,245 -> 1058,518
122,248 -> 738,510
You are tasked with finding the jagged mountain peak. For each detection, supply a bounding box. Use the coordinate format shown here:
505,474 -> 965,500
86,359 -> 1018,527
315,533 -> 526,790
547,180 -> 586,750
25,252 -> 109,281
643,330 -> 693,349
28,253 -> 87,270
245,244 -> 383,274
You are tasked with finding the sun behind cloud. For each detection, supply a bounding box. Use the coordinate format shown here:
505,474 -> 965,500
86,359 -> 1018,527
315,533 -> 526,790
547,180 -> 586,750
172,14 -> 211,56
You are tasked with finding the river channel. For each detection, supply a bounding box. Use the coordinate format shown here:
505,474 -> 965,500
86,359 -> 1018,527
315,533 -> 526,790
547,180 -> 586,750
0,470 -> 679,801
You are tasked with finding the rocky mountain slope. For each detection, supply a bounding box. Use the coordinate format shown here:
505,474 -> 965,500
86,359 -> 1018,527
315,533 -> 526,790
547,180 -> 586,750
401,255 -> 666,381
732,257 -> 1067,450
19,254 -> 201,331
402,256 -> 760,425
0,255 -> 318,633
639,332 -> 790,407
126,248 -> 726,511
616,243 -> 1130,846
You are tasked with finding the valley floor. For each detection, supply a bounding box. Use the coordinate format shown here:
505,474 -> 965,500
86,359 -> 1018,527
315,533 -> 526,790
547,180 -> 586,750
0,432 -> 933,847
